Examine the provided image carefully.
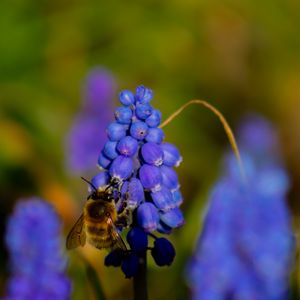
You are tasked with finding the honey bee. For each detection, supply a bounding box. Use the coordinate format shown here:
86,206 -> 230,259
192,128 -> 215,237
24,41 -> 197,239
66,179 -> 128,251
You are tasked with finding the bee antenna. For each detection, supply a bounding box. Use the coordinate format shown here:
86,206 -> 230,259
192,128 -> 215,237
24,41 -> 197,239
105,178 -> 119,192
80,176 -> 97,192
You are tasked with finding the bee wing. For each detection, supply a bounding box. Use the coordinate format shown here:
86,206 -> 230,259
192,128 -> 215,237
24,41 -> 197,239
66,214 -> 86,250
109,218 -> 127,251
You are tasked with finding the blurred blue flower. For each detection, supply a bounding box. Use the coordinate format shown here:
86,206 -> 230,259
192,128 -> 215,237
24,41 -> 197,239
91,85 -> 184,277
66,68 -> 115,174
4,198 -> 71,300
186,115 -> 294,300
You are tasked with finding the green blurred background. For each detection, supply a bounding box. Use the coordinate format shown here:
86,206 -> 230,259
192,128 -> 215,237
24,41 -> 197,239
1,0 -> 300,299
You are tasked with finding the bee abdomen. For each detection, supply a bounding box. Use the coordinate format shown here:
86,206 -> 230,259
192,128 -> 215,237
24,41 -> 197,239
86,225 -> 106,235
87,235 -> 116,249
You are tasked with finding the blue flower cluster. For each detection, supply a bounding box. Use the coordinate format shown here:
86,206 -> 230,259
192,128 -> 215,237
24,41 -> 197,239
4,198 -> 71,300
186,115 -> 295,300
66,67 -> 115,174
91,85 -> 184,277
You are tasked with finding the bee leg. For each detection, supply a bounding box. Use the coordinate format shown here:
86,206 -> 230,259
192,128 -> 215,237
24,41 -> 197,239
116,208 -> 132,228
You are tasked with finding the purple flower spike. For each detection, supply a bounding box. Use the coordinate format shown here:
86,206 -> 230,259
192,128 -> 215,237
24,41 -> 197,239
127,178 -> 145,209
127,227 -> 148,252
161,143 -> 182,167
83,68 -> 115,112
119,90 -> 135,106
94,85 -> 183,274
145,128 -> 164,143
186,115 -> 294,300
117,136 -> 138,157
151,187 -> 174,212
109,156 -> 133,181
146,109 -> 161,127
115,106 -> 133,124
130,121 -> 148,140
66,68 -> 115,174
139,164 -> 162,191
257,166 -> 289,197
103,140 -> 119,159
151,238 -> 176,266
238,114 -> 278,156
137,202 -> 160,232
97,151 -> 112,169
141,142 -> 164,166
160,165 -> 180,191
135,85 -> 153,104
4,199 -> 71,299
90,172 -> 110,190
67,117 -> 109,173
107,122 -> 127,141
160,207 -> 185,228
135,103 -> 153,120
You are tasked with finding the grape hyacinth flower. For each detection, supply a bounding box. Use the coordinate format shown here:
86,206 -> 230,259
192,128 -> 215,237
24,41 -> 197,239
89,85 -> 183,278
186,115 -> 295,300
66,67 -> 115,174
4,198 -> 71,300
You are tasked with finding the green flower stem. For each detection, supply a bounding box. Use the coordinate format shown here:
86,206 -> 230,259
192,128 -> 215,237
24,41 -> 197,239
133,252 -> 148,300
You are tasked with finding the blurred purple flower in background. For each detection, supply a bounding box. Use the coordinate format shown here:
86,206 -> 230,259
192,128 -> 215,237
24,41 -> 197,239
3,198 -> 71,300
186,115 -> 295,300
66,68 -> 115,174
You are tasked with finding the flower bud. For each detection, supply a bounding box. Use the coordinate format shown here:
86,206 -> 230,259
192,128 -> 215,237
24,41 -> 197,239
106,122 -> 127,141
97,151 -> 111,169
151,238 -> 175,266
139,164 -> 162,191
103,140 -> 118,159
126,227 -> 148,252
172,189 -> 183,207
121,253 -> 139,278
105,249 -> 125,267
257,167 -> 290,197
141,142 -> 164,166
161,143 -> 182,167
119,90 -> 135,106
157,221 -> 172,234
160,207 -> 185,228
109,156 -> 133,181
146,109 -> 161,127
117,136 -> 138,157
115,106 -> 133,124
127,178 -> 145,209
137,202 -> 159,232
90,172 -> 110,190
133,155 -> 141,170
151,187 -> 174,212
130,121 -> 148,140
135,103 -> 152,120
160,165 -> 179,191
145,128 -> 164,144
120,181 -> 129,197
135,85 -> 153,103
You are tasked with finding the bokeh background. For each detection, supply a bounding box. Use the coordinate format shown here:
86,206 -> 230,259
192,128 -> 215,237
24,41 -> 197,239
1,0 -> 300,299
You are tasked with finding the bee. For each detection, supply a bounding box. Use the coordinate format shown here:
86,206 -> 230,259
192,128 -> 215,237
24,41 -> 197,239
66,178 -> 128,251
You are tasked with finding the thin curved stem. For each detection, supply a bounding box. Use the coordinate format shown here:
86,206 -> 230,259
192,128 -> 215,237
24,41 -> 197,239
160,99 -> 246,181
